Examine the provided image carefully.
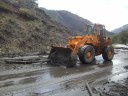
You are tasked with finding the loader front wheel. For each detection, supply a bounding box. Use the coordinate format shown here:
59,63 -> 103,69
79,45 -> 95,64
102,46 -> 114,61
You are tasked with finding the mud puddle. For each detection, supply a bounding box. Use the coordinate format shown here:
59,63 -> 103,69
0,55 -> 48,72
2,79 -> 90,96
92,72 -> 128,96
32,79 -> 90,96
0,53 -> 126,88
0,64 -> 94,88
0,58 -> 113,89
0,49 -> 128,96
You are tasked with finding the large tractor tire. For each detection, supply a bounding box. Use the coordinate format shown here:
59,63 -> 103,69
102,46 -> 114,61
79,45 -> 95,64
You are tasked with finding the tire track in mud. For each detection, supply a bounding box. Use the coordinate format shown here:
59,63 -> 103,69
0,66 -> 54,81
0,63 -> 126,94
0,59 -> 127,88
0,52 -> 128,95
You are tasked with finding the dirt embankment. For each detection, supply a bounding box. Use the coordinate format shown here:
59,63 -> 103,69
0,0 -> 71,55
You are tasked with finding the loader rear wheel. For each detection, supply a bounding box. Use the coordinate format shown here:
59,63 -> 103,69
102,46 -> 114,61
79,45 -> 95,64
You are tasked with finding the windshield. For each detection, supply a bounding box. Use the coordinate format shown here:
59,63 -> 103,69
86,25 -> 94,34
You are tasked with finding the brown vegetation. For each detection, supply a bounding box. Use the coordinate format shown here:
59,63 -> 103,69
0,0 -> 70,55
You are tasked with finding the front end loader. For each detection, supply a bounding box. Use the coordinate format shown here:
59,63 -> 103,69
48,24 -> 114,67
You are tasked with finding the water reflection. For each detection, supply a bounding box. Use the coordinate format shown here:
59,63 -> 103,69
110,72 -> 128,85
110,52 -> 128,84
1,53 -> 128,91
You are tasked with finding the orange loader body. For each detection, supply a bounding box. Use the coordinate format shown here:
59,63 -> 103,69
48,24 -> 114,67
68,33 -> 112,56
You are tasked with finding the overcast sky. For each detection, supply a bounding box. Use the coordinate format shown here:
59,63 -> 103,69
37,0 -> 128,31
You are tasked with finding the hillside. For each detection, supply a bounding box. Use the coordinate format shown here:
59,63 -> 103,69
112,24 -> 128,34
42,8 -> 114,36
42,8 -> 92,35
0,0 -> 114,55
0,0 -> 71,54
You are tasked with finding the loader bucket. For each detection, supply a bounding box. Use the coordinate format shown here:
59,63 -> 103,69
48,47 -> 77,67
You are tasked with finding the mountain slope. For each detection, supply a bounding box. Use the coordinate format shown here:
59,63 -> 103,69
0,0 -> 114,54
112,24 -> 128,34
42,8 -> 114,36
43,9 -> 92,35
0,0 -> 71,54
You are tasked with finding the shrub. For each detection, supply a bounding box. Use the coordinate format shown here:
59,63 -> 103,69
112,30 -> 128,44
0,1 -> 13,12
19,7 -> 37,20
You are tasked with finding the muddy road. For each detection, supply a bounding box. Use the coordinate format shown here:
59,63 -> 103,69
0,49 -> 128,96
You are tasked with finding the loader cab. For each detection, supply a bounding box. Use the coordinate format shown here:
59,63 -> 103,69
96,24 -> 107,39
86,24 -> 107,41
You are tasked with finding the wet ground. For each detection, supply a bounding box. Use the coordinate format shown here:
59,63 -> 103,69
0,49 -> 128,96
